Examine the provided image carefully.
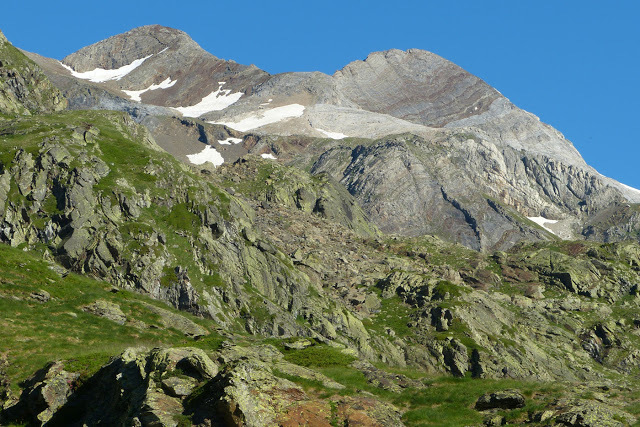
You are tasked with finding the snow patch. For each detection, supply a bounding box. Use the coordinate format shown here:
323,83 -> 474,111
60,54 -> 152,83
122,77 -> 177,102
316,128 -> 347,140
218,137 -> 243,145
212,104 -> 305,132
174,84 -> 243,117
527,216 -> 559,235
186,145 -> 224,166
261,153 -> 277,160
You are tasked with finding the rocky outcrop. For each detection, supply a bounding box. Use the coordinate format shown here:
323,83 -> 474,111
310,132 -> 625,250
475,389 -> 525,410
215,155 -> 379,238
0,29 -> 66,115
82,300 -> 127,324
2,346 -> 403,426
3,361 -> 79,425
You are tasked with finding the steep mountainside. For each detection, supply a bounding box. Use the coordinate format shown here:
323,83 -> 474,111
4,28 -> 640,426
0,30 -> 66,116
25,25 -> 640,252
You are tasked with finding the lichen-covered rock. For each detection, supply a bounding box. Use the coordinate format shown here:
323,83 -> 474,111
82,299 -> 127,324
475,389 -> 525,410
29,290 -> 50,303
351,360 -> 424,393
334,395 -> 404,427
149,347 -> 218,380
3,362 -> 79,425
207,358 -> 303,426
161,376 -> 198,397
555,400 -> 633,426
141,303 -> 209,338
0,30 -> 67,115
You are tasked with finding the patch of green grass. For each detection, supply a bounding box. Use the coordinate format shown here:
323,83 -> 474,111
283,344 -> 356,368
393,376 -> 561,426
164,203 -> 202,233
364,295 -> 415,338
64,351 -> 114,385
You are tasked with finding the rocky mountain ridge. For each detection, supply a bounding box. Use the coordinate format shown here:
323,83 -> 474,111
3,27 -> 640,426
24,25 -> 640,252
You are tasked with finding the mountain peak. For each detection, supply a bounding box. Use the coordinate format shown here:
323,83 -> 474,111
62,25 -> 204,72
333,47 -> 501,128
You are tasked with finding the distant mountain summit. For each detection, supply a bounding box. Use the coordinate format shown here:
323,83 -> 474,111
61,25 -> 268,111
22,25 -> 640,250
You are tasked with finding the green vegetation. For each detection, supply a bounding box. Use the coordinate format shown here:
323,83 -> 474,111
364,294 -> 416,338
0,244 -> 222,393
283,343 -> 356,368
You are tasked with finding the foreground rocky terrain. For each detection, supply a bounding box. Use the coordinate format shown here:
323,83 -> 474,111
3,27 -> 640,426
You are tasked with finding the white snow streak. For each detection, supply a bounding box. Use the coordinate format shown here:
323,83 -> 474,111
316,128 -> 347,140
60,54 -> 152,83
211,104 -> 305,132
527,216 -> 559,235
218,137 -> 243,145
174,84 -> 243,117
122,77 -> 177,102
186,145 -> 224,166
261,153 -> 277,160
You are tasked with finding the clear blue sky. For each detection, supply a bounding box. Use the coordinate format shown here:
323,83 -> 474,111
2,1 -> 639,189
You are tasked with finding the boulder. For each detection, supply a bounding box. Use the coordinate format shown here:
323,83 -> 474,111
555,400 -> 631,426
30,290 -> 51,303
4,362 -> 79,425
82,299 -> 127,325
141,303 -> 208,338
475,389 -> 525,410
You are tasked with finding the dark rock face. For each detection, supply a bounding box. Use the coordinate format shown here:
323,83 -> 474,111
475,389 -> 525,410
3,362 -> 79,425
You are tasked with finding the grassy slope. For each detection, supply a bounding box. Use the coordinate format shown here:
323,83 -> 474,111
0,243 -> 224,395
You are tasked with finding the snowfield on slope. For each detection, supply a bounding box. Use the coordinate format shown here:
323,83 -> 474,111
60,55 -> 152,83
218,137 -> 243,145
186,145 -> 224,166
527,216 -> 559,235
174,83 -> 243,117
316,128 -> 347,139
211,104 -> 305,132
123,77 -> 177,102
